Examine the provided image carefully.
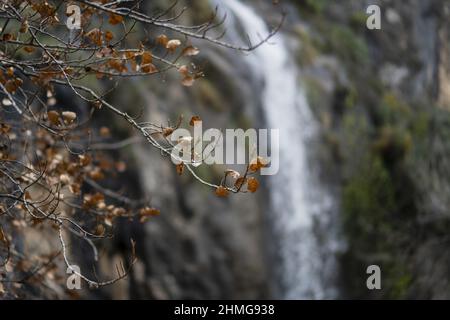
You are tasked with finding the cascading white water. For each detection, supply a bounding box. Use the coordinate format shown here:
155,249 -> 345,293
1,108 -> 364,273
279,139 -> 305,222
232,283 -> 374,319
214,0 -> 340,299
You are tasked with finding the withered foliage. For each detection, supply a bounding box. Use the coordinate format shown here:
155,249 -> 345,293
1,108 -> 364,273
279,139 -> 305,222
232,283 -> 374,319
0,0 -> 280,297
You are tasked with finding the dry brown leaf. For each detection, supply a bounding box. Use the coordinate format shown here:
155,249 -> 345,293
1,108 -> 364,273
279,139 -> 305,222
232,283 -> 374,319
141,63 -> 157,74
23,46 -> 35,53
95,224 -> 105,236
166,39 -> 181,52
86,28 -> 102,46
89,168 -> 105,181
249,156 -> 268,172
162,127 -> 174,137
156,34 -> 168,47
104,30 -> 114,42
182,46 -> 200,56
189,116 -> 202,126
109,14 -> 123,25
62,111 -> 77,124
139,207 -> 160,223
215,186 -> 229,197
176,163 -> 184,175
182,76 -> 195,87
142,51 -> 152,64
225,169 -> 240,179
47,111 -> 60,125
179,65 -> 189,77
247,177 -> 259,193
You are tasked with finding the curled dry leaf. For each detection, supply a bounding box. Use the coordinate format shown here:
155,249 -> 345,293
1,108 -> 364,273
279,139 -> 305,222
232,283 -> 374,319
176,163 -> 184,175
142,51 -> 152,64
59,174 -> 70,185
189,116 -> 202,126
249,156 -> 268,172
69,183 -> 81,195
93,100 -> 103,110
47,110 -> 60,125
104,217 -> 113,227
215,186 -> 229,198
86,28 -> 102,46
109,13 -> 124,25
62,111 -> 77,124
139,207 -> 160,223
79,154 -> 92,167
2,34 -> 13,41
182,76 -> 195,87
89,168 -> 105,181
7,67 -> 14,77
104,30 -> 114,42
166,39 -> 181,52
247,177 -> 260,193
83,192 -> 105,209
182,46 -> 200,56
179,65 -> 189,77
156,34 -> 169,47
141,63 -> 157,74
162,127 -> 174,137
95,224 -> 106,236
23,46 -> 35,53
225,169 -> 241,179
139,207 -> 160,217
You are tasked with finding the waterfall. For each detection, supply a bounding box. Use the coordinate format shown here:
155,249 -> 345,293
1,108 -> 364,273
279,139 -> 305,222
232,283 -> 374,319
213,0 -> 340,299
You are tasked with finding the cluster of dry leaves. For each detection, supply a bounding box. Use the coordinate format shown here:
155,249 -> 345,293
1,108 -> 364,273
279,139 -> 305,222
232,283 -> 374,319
0,0 -> 279,297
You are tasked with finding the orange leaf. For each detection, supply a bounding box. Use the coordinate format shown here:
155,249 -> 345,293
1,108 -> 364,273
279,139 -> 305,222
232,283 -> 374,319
109,14 -> 123,25
176,163 -> 184,175
142,51 -> 152,64
156,34 -> 168,47
247,177 -> 259,193
249,156 -> 268,172
23,46 -> 35,53
139,207 -> 160,223
86,28 -> 102,46
47,111 -> 60,125
162,127 -> 174,137
215,186 -> 229,197
141,63 -> 157,74
178,65 -> 189,77
104,30 -> 114,42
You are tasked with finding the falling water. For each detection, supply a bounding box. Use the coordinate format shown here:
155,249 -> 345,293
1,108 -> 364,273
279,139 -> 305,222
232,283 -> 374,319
214,0 -> 340,299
